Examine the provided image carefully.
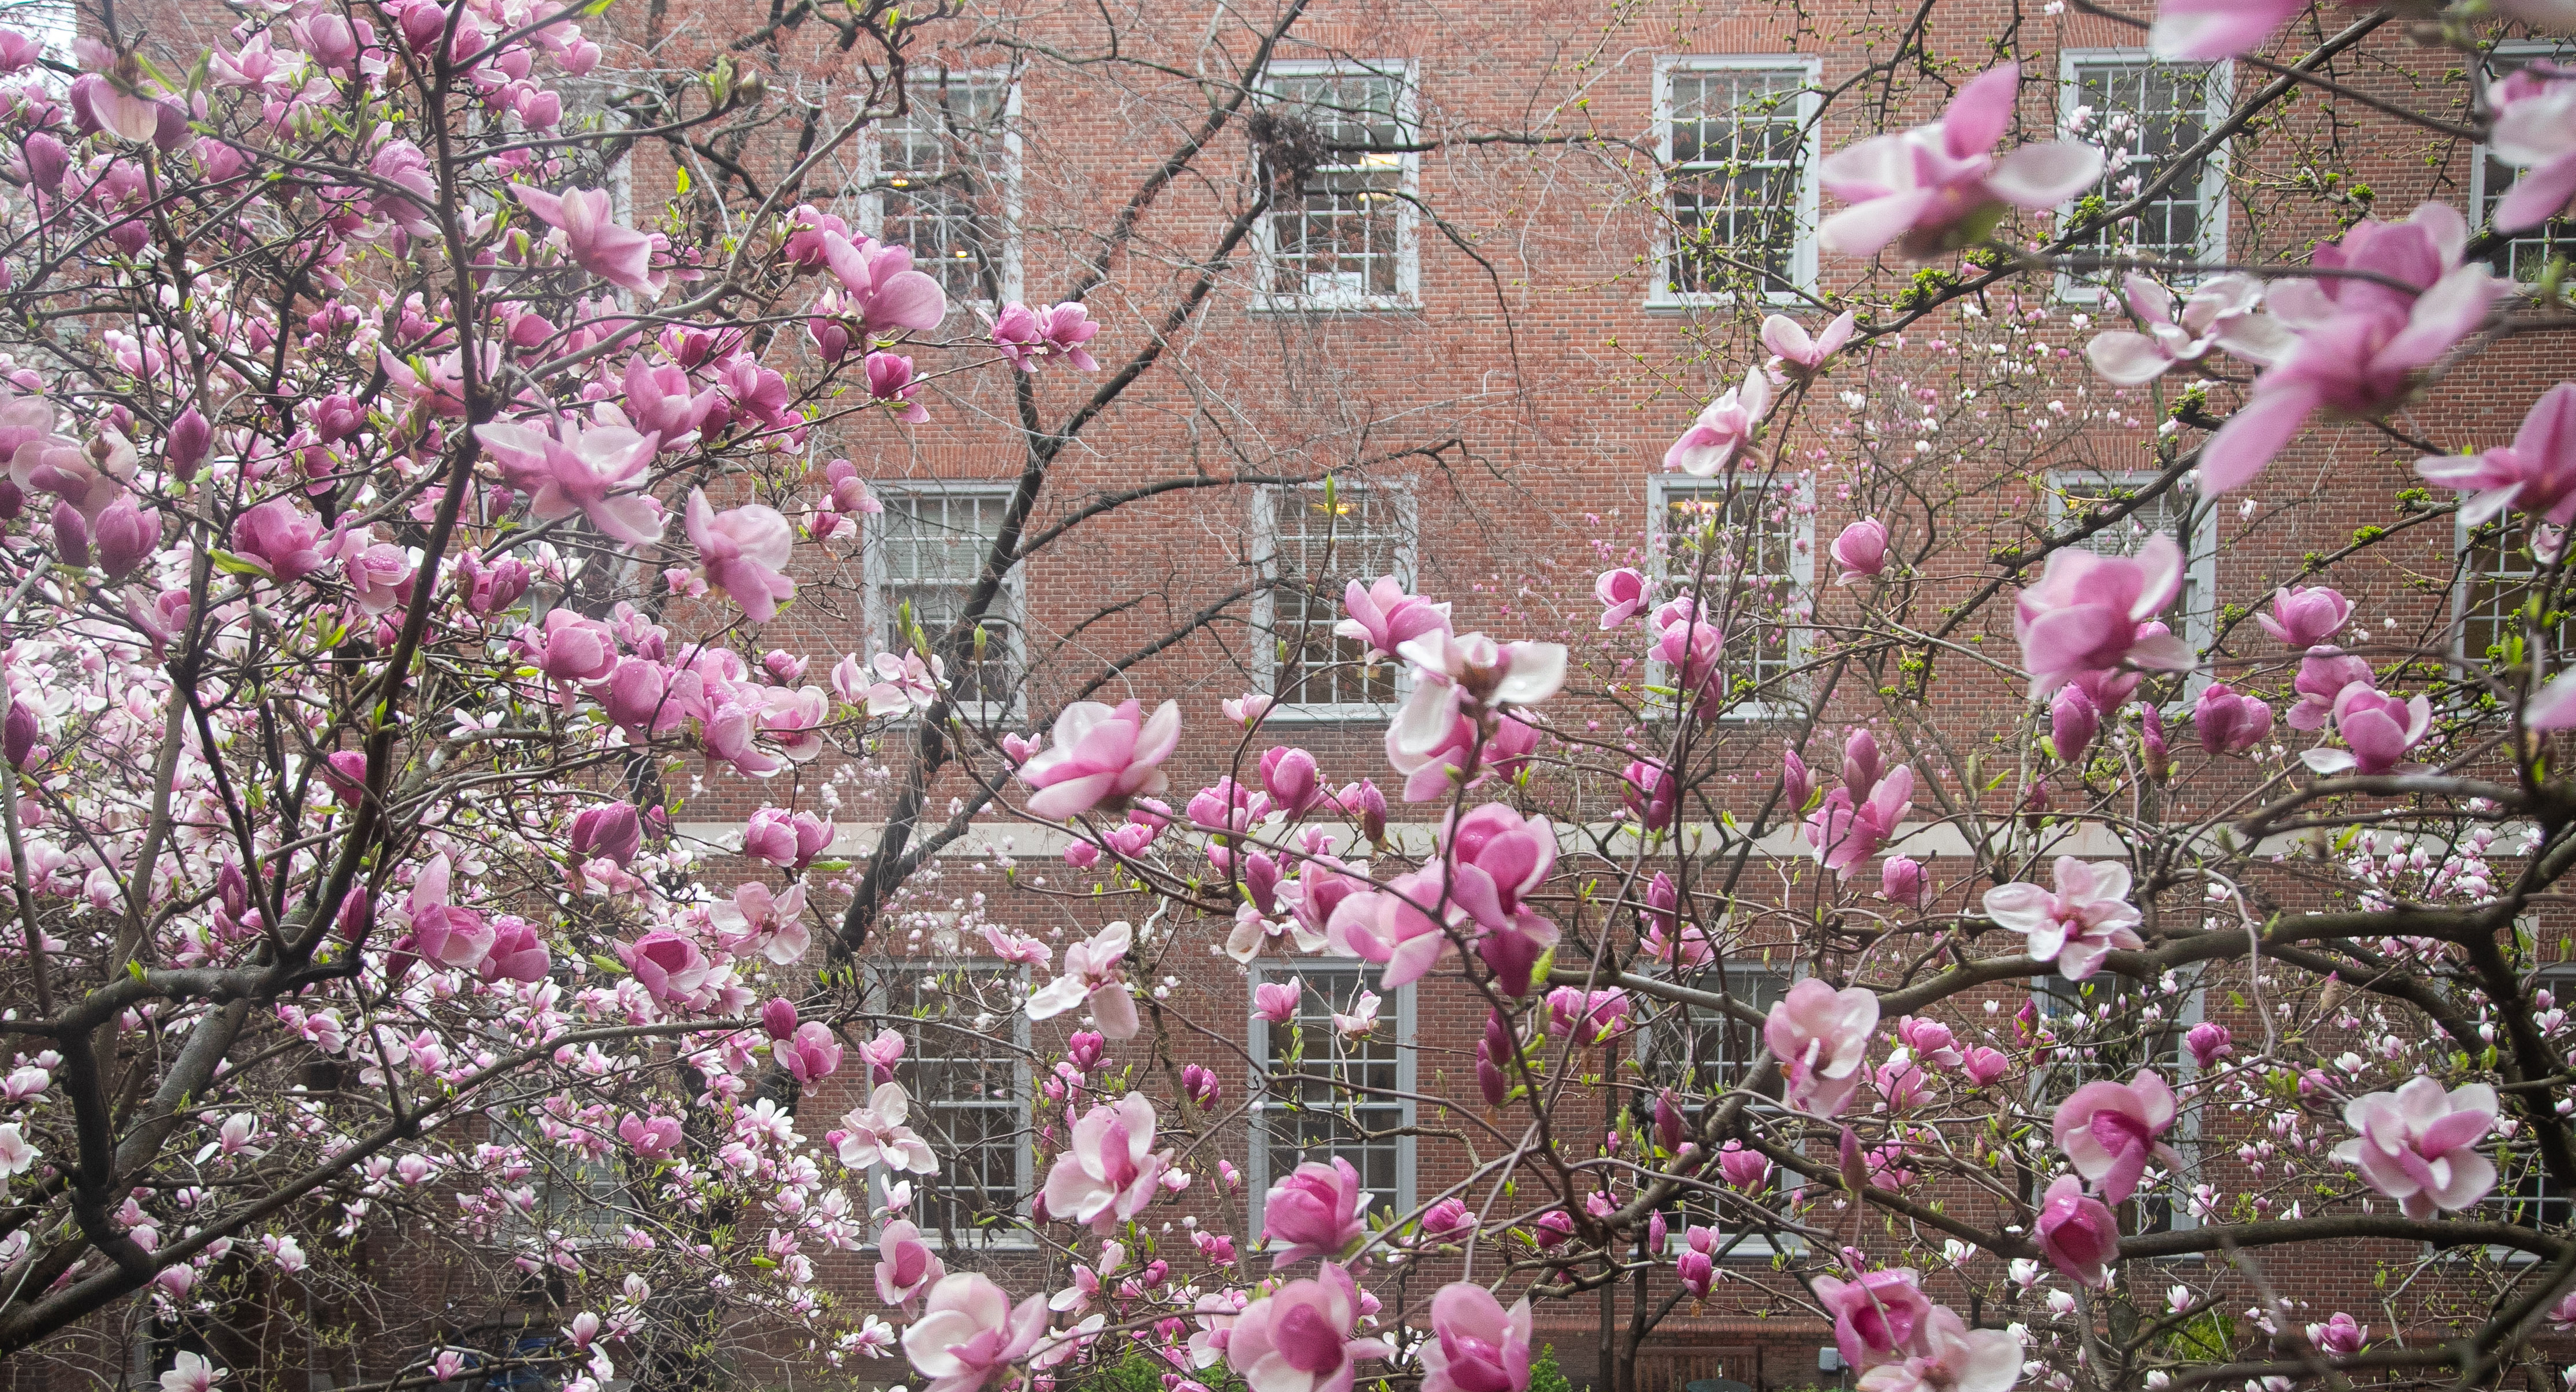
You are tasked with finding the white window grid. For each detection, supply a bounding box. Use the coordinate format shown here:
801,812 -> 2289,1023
1251,481 -> 1418,719
1254,61 -> 1421,311
2471,42 -> 2576,287
1649,56 -> 1822,306
1631,960 -> 1802,1256
2058,52 -> 2232,300
1646,473 -> 1815,721
871,962 -> 1035,1249
1246,962 -> 1414,1228
2487,967 -> 2576,1256
493,1114 -> 630,1248
2044,471 -> 2216,698
2454,512 -> 2573,674
864,484 -> 1026,719
2027,970 -> 2206,1237
860,73 -> 1022,307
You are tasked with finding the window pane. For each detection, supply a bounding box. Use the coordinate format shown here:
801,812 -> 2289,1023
899,969 -> 1024,1245
1261,967 -> 1403,1220
1635,967 -> 1788,1099
1658,480 -> 1804,701
1268,486 -> 1408,706
2463,517 -> 2571,668
881,78 -> 1010,304
1665,67 -> 1808,297
1264,72 -> 1408,300
877,492 -> 1018,705
2056,480 -> 2199,633
2070,60 -> 2215,263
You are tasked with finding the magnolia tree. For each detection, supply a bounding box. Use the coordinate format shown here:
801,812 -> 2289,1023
2,0 -> 2576,1387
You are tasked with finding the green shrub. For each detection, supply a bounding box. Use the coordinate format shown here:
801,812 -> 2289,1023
1530,1345 -> 1581,1392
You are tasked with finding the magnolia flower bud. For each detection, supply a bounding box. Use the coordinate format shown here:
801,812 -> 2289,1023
166,407 -> 210,479
49,499 -> 88,568
2051,683 -> 2100,766
761,997 -> 798,1041
2,700 -> 36,768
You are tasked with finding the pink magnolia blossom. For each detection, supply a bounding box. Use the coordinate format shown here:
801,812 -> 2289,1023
1043,1093 -> 1169,1232
1223,693 -> 1276,728
618,930 -> 711,1004
2258,583 -> 2353,648
622,355 -> 720,445
1961,1047 -> 2010,1087
1805,766 -> 1912,874
1762,309 -> 1857,374
1623,758 -> 1677,832
1881,856 -> 1928,907
2050,683 -> 2099,765
901,1272 -> 1049,1392
1026,921 -> 1140,1039
2052,1069 -> 2182,1205
1596,567 -> 1648,628
513,185 -> 663,298
2185,1022 -> 2235,1070
1664,363 -> 1772,475
2084,273 -> 2287,385
404,854 -> 493,972
1762,979 -> 1879,1117
821,232 -> 950,335
1422,1282 -> 1534,1392
2202,204 -> 2505,494
990,301 -> 1101,370
683,491 -> 796,623
1224,1261 -> 1393,1392
2190,683 -> 2275,756
1386,632 -> 1567,794
2489,68 -> 2576,235
837,1081 -> 938,1174
779,1021 -> 841,1084
2013,533 -> 2193,697
864,351 -> 928,423
1675,1248 -> 1713,1299
618,1113 -> 683,1159
475,419 -> 665,546
1832,518 -> 1890,582
1818,64 -> 2105,263
518,610 -> 619,696
1336,575 -> 1454,661
2309,1312 -> 2368,1358
231,499 -> 330,583
2417,383 -> 2576,529
2330,1076 -> 2499,1219
160,1353 -> 226,1392
1983,857 -> 2143,980
2146,0 -> 2308,60
1254,981 -> 1302,1023
2301,686 -> 2432,777
479,917 -> 550,983
1853,1307 -> 2022,1392
1017,699 -> 1181,820
1812,1267 -> 1935,1371
1262,1156 -> 1367,1266
2287,649 -> 2375,731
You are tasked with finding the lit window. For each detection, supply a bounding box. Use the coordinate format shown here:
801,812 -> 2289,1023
2458,515 -> 2572,675
1249,964 -> 1411,1224
2473,44 -> 2576,286
2060,55 -> 2228,283
1256,63 -> 1418,309
882,964 -> 1032,1248
866,486 -> 1024,714
2045,471 -> 2214,690
1255,481 -> 1416,714
1648,474 -> 1813,719
1653,59 -> 1818,303
870,75 -> 1017,306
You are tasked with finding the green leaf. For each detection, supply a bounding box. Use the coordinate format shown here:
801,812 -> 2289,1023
589,953 -> 627,975
208,550 -> 269,576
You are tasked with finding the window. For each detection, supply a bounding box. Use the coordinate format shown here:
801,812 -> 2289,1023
495,1115 -> 629,1247
866,485 -> 1024,714
2456,514 -> 2571,673
2029,971 -> 2205,1236
2046,471 -> 2215,690
2473,44 -> 2576,285
1248,964 -> 1413,1226
1255,62 -> 1418,309
1632,961 -> 1795,1254
1652,57 -> 1820,304
867,74 -> 1018,306
882,963 -> 1032,1247
1648,474 -> 1814,719
1253,481 -> 1417,716
2060,54 -> 2229,290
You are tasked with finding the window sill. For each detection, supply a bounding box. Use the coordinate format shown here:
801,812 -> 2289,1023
1258,702 -> 1400,724
1249,295 -> 1422,315
1643,290 -> 1811,313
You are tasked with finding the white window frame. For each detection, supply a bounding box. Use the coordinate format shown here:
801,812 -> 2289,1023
864,481 -> 1028,722
1644,472 -> 1817,722
1647,55 -> 1823,309
2056,51 -> 2233,302
1245,961 -> 1415,1231
1632,957 -> 1804,1257
2044,469 -> 2217,700
858,72 -> 1025,309
2025,971 -> 2206,1240
2470,41 -> 2576,288
866,961 -> 1037,1250
1249,479 -> 1419,722
1252,59 -> 1422,313
493,1113 -> 632,1250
